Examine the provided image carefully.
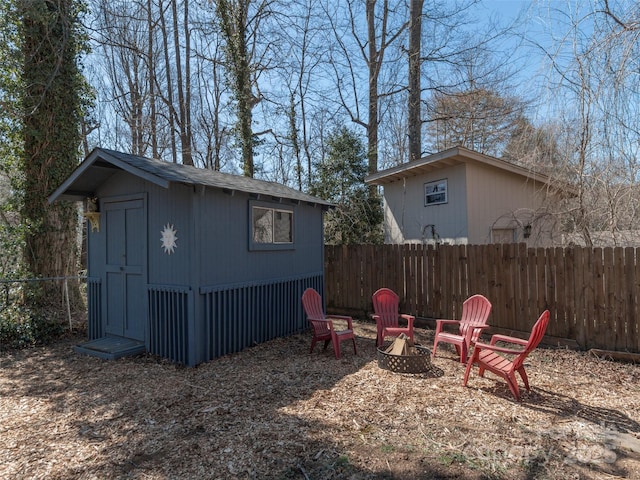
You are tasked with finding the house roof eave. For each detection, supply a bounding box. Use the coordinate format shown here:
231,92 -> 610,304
365,146 -> 563,191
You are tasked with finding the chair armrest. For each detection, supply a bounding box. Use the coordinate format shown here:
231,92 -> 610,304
329,314 -> 353,321
434,319 -> 460,335
435,319 -> 461,325
400,314 -> 415,330
328,315 -> 353,329
308,317 -> 335,331
463,324 -> 491,344
490,334 -> 528,346
474,341 -> 524,355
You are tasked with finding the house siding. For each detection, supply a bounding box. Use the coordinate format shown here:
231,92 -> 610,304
368,147 -> 565,247
382,164 -> 468,243
465,162 -> 548,244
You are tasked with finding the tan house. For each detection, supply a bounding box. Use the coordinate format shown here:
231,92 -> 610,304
365,146 -> 568,246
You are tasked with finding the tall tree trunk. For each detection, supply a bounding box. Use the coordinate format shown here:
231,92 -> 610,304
171,0 -> 193,165
147,0 -> 158,159
288,93 -> 302,190
21,0 -> 84,318
408,0 -> 423,162
159,2 -> 178,163
216,0 -> 255,177
366,0 -> 380,176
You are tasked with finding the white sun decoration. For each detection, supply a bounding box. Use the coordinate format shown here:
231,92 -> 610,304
160,223 -> 178,254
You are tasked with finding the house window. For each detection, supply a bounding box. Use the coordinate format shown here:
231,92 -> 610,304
251,204 -> 293,249
424,179 -> 447,206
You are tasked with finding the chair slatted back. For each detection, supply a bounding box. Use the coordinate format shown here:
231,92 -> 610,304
371,288 -> 400,329
512,310 -> 550,372
302,288 -> 325,320
458,294 -> 492,343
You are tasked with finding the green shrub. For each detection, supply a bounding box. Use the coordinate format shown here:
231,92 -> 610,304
0,305 -> 65,352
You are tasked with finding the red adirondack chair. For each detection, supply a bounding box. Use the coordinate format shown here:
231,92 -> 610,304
463,310 -> 550,401
371,288 -> 415,347
302,288 -> 357,359
432,294 -> 492,363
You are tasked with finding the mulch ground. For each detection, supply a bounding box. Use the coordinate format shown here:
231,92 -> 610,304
1,321 -> 639,479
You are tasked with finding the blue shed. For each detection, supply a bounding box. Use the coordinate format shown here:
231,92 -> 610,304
49,148 -> 332,366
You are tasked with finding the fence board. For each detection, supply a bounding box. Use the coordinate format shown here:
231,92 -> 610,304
487,244 -> 502,328
426,245 -> 437,316
635,249 -> 640,353
502,244 -> 516,330
554,247 -> 567,334
625,247 -> 636,352
592,248 -> 605,350
418,243 -> 427,315
533,248 -> 547,333
479,245 -> 491,318
601,247 -> 615,350
546,248 -> 560,338
324,244 -> 640,353
575,246 -> 587,347
450,244 -> 461,315
614,247 -> 625,351
442,244 -> 454,316
410,244 -> 419,314
526,247 -> 537,325
585,247 -> 595,346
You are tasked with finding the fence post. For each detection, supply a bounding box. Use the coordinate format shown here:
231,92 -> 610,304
64,278 -> 72,330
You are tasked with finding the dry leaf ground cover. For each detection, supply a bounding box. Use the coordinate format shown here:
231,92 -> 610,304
1,321 -> 640,480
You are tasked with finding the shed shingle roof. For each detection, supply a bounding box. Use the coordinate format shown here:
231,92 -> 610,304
49,148 -> 332,207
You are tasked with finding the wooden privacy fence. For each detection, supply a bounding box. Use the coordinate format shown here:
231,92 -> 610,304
324,243 -> 640,354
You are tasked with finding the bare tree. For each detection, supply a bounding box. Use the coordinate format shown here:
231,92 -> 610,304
170,0 -> 193,165
190,28 -> 231,171
426,86 -> 526,156
325,0 -> 407,176
91,0 -> 195,164
214,0 -> 267,177
535,1 -> 640,246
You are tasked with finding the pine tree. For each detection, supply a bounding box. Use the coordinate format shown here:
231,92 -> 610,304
311,127 -> 383,245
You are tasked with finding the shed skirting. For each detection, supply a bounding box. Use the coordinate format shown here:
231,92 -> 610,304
85,274 -> 324,366
201,273 -> 324,363
87,277 -> 102,340
148,285 -> 192,365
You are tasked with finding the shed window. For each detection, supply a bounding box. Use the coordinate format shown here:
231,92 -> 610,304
252,206 -> 293,246
425,179 -> 447,206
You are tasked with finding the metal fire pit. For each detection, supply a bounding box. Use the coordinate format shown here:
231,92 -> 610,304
377,344 -> 432,374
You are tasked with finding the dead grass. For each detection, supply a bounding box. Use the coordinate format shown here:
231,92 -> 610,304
1,321 -> 639,480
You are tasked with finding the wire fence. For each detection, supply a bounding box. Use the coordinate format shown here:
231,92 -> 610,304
0,276 -> 88,331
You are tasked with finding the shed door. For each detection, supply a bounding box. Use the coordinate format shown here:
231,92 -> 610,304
104,198 -> 146,341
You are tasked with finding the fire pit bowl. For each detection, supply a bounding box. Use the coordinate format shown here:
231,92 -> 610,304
377,344 -> 432,374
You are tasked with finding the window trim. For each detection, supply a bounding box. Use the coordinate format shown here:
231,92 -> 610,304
424,179 -> 448,206
491,228 -> 516,244
249,201 -> 295,251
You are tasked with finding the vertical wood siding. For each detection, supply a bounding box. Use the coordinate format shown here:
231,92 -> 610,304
148,285 -> 191,365
325,244 -> 640,353
87,277 -> 102,339
201,273 -> 324,361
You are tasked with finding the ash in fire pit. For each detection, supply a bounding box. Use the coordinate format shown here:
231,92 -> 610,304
377,334 -> 432,374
